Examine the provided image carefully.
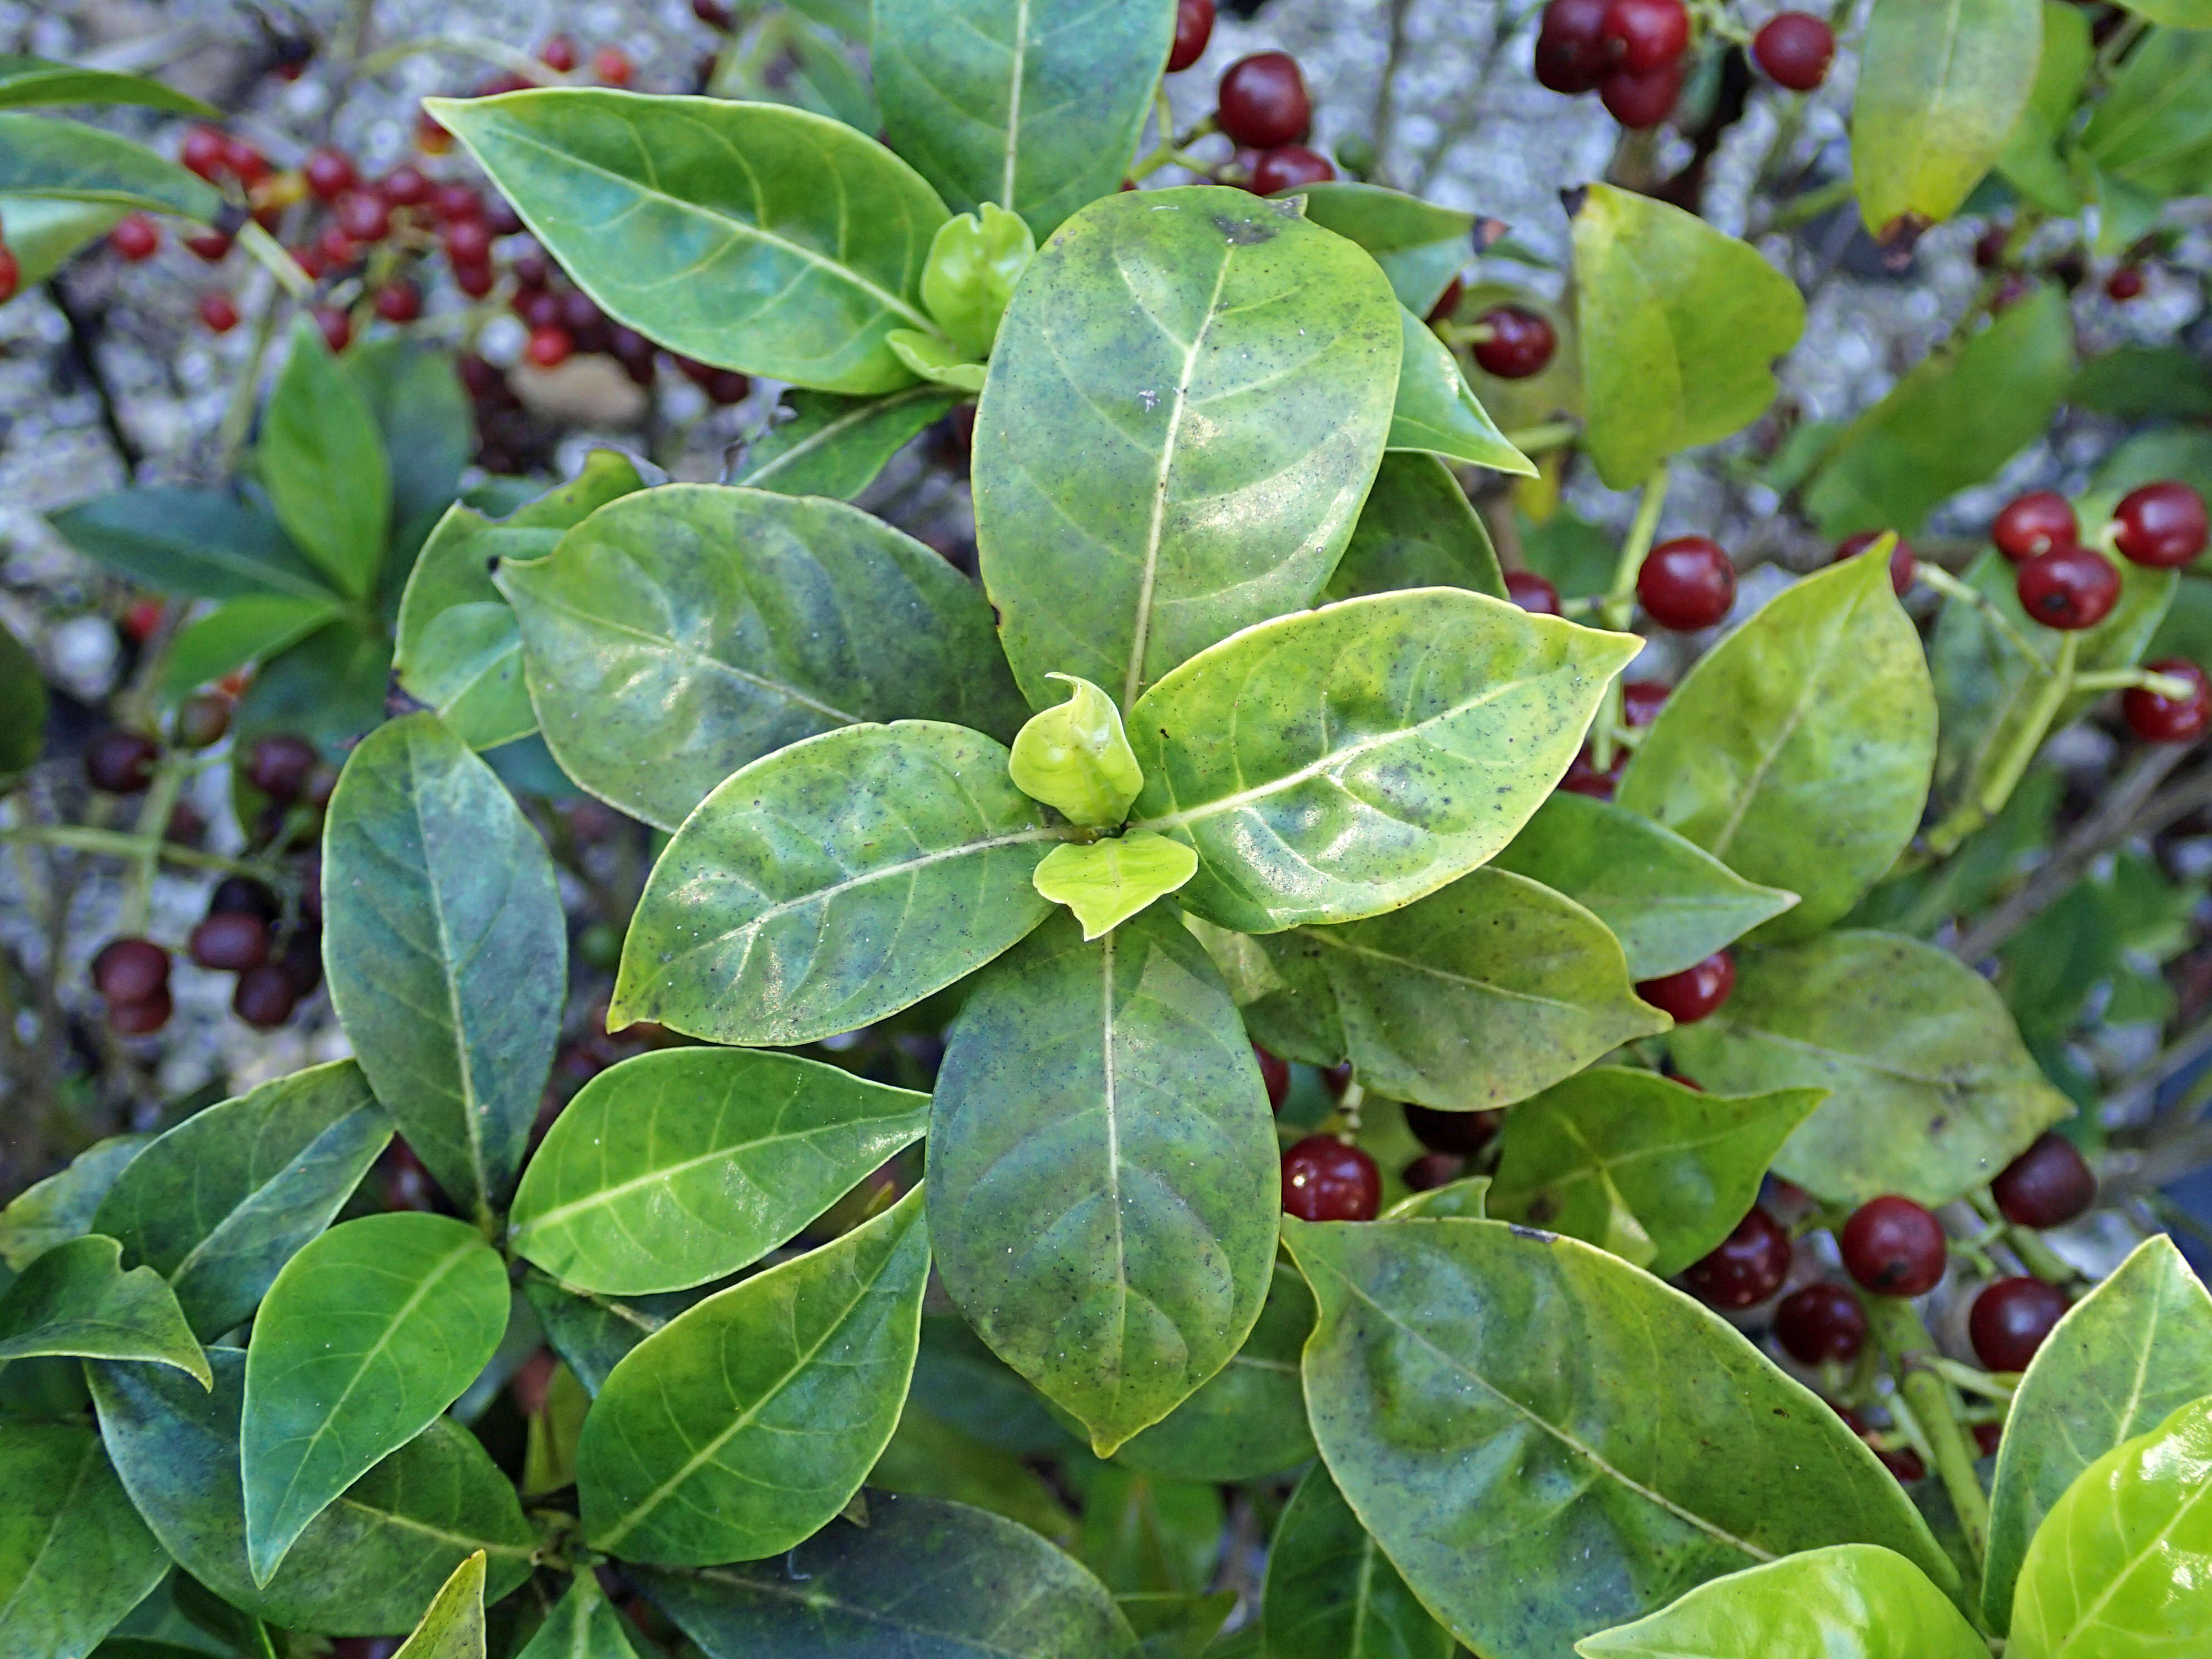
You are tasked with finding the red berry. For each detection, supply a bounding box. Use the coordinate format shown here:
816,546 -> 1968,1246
1217,52 -> 1311,149
379,164 -> 430,210
233,964 -> 300,1029
222,138 -> 269,186
304,147 -> 357,202
1991,1133 -> 2096,1229
560,288 -> 605,334
527,324 -> 575,368
278,924 -> 324,996
454,260 -> 495,299
93,938 -> 171,1003
1600,0 -> 1690,75
210,876 -> 280,921
593,46 -> 634,86
245,732 -> 319,801
2016,545 -> 2120,632
1774,1283 -> 1867,1365
1878,1443 -> 1927,1483
190,911 -> 270,972
1636,950 -> 1734,1023
485,196 -> 525,237
1974,223 -> 2011,270
2113,481 -> 2208,568
109,987 -> 173,1035
1681,1206 -> 1791,1309
184,230 -> 232,263
1969,1277 -> 2070,1372
706,369 -> 751,405
1282,1135 -> 1381,1221
1559,746 -> 1624,800
1403,1103 -> 1503,1156
1840,1196 -> 1948,1297
1973,1420 -> 2004,1458
1425,275 -> 1464,326
176,691 -> 231,750
1471,305 -> 1556,379
1991,490 -> 2077,562
1622,679 -> 1670,727
1637,535 -> 1735,629
110,215 -> 160,262
511,248 -> 552,290
539,33 -> 579,71
1751,12 -> 1834,90
123,598 -> 164,643
2124,658 -> 2212,743
2106,265 -> 2146,302
433,183 -> 482,225
1403,1152 -> 1466,1191
1535,0 -> 1612,93
516,287 -> 564,331
1503,569 -> 1561,615
313,305 -> 352,353
692,0 -> 735,26
85,729 -> 159,793
317,225 -> 361,269
198,292 -> 241,333
1600,61 -> 1684,128
1251,144 -> 1336,193
0,242 -> 16,304
1169,0 -> 1216,71
1253,1044 -> 1290,1111
181,126 -> 229,181
336,191 -> 391,245
373,280 -> 422,323
1835,530 -> 1917,596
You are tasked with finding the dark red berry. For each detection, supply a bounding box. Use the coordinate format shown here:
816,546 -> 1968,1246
0,242 -> 16,304
1559,746 -> 1624,800
452,260 -> 492,299
317,225 -> 360,269
1282,1135 -> 1381,1221
1835,529 -> 1916,596
379,164 -> 429,210
1878,1443 -> 1927,1483
123,598 -> 164,643
93,938 -> 171,1003
245,733 -> 318,801
1425,275 -> 1463,326
109,988 -> 173,1035
1991,1133 -> 2096,1229
539,33 -> 579,71
1974,223 -> 2011,269
1251,144 -> 1335,193
1600,0 -> 1690,74
1600,61 -> 1684,128
1841,1196 -> 1947,1297
593,46 -> 634,86
314,305 -> 352,353
516,287 -> 564,330
2124,658 -> 2212,743
278,925 -> 324,996
184,230 -> 232,263
190,911 -> 269,972
1682,1206 -> 1791,1309
1751,12 -> 1833,89
1535,0 -> 1612,93
1637,535 -> 1735,629
511,249 -> 552,290
335,191 -> 391,245
1970,1277 -> 2070,1372
373,280 -> 422,324
1217,52 -> 1311,149
233,964 -> 300,1029
484,196 -> 525,236
560,288 -> 604,334
176,691 -> 231,749
1169,0 -> 1215,71
2106,265 -> 2146,302
526,324 -> 575,368
110,215 -> 160,262
1774,1283 -> 1867,1365
1504,569 -> 1561,615
208,876 -> 281,921
181,126 -> 229,181
1991,491 -> 2077,562
1973,1420 -> 2004,1458
222,138 -> 269,186
1403,1152 -> 1465,1191
1403,1104 -> 1503,1157
702,366 -> 748,404
1622,679 -> 1669,727
197,291 -> 240,333
2017,545 -> 2120,631
1636,951 -> 1734,1023
1253,1045 -> 1291,1111
692,0 -> 735,26
2113,481 -> 2208,569
1472,305 -> 1557,379
444,217 -> 493,266
304,147 -> 357,202
85,729 -> 159,793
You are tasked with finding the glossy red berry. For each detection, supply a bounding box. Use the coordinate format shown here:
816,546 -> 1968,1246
1841,1196 -> 1948,1296
110,215 -> 160,262
444,217 -> 494,268
2017,545 -> 2120,632
1973,1420 -> 2004,1458
336,190 -> 392,245
1637,535 -> 1735,630
317,226 -> 360,270
1504,569 -> 1562,616
198,291 -> 240,333
123,598 -> 164,643
1403,1103 -> 1503,1156
1600,61 -> 1684,129
702,368 -> 750,405
539,33 -> 579,71
1472,305 -> 1557,379
85,729 -> 159,793
1751,12 -> 1834,89
313,305 -> 352,353
1835,530 -> 1916,596
454,261 -> 494,299
593,46 -> 634,87
234,963 -> 300,1029
2107,265 -> 2146,302
181,125 -> 229,181
1991,490 -> 2077,562
210,875 -> 281,922
0,242 -> 17,304
1600,0 -> 1690,74
1991,1133 -> 2096,1229
371,280 -> 420,324
1403,1152 -> 1466,1191
221,138 -> 269,186
1970,1277 -> 2070,1372
190,911 -> 270,972
304,147 -> 357,202
1168,0 -> 1216,71
1622,679 -> 1670,727
184,230 -> 232,263
94,938 -> 171,1003
1774,1283 -> 1868,1365
1636,951 -> 1734,1023
2124,658 -> 2212,743
246,733 -> 318,801
110,987 -> 173,1035
527,324 -> 576,368
1425,275 -> 1463,326
1217,52 -> 1311,149
1253,1045 -> 1291,1111
1682,1206 -> 1791,1309
1282,1135 -> 1381,1221
379,167 -> 427,212
1559,746 -> 1624,800
1251,144 -> 1335,193
692,0 -> 735,26
2113,481 -> 2208,568
1535,0 -> 1612,93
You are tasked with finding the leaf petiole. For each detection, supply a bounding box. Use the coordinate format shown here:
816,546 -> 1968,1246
1864,1293 -> 1992,1575
1913,564 -> 2051,671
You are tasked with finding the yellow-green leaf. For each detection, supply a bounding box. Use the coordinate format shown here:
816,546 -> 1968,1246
1010,673 -> 1144,826
1032,834 -> 1197,939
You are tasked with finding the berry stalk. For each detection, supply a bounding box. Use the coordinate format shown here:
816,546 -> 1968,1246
1591,464 -> 1670,770
1862,1292 -> 1992,1576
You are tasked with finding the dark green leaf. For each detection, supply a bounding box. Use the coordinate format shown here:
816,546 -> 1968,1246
908,1311 -> 1080,1456
0,193 -> 119,287
1383,1175 -> 1490,1219
0,55 -> 216,115
1852,0 -> 2042,236
1263,1461 -> 1456,1659
230,620 -> 390,756
929,908 -> 1278,1456
1296,183 -> 1474,316
1388,307 -> 1535,475
2082,28 -> 2212,197
731,385 -> 964,498
870,1401 -> 1079,1544
1078,1467 -> 1225,1595
2069,346 -> 2212,421
342,339 -> 471,551
0,1135 -> 145,1272
259,320 -> 391,600
515,1573 -> 644,1659
0,1234 -> 208,1384
1323,451 -> 1506,603
1996,3 -> 2092,214
158,594 -> 342,704
0,112 -> 221,219
48,489 -> 334,603
522,1276 -> 713,1398
974,186 -> 1401,709
0,618 -> 46,778
0,1422 -> 169,1659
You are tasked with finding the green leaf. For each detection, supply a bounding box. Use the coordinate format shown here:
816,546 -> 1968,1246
240,1213 -> 510,1583
1852,0 -> 2043,236
889,329 -> 989,390
611,720 -> 1057,1044
1296,182 -> 1475,316
1488,1068 -> 1827,1277
0,55 -> 217,115
1618,545 -> 1937,941
0,1423 -> 169,1659
874,0 -> 1176,238
0,1136 -> 145,1272
258,319 -> 392,600
0,113 -> 221,219
0,193 -> 119,287
1671,930 -> 2073,1206
1491,792 -> 1798,980
1229,868 -> 1667,1110
0,619 -> 45,779
344,339 -> 473,559
1281,1217 -> 1955,1659
2118,0 -> 2212,21
1984,1235 -> 2212,1630
578,1183 -> 930,1564
928,908 -> 1278,1456
390,1552 -> 484,1659
91,1350 -> 533,1635
1384,1175 -> 1491,1219
974,186 -> 1402,710
323,713 -> 566,1217
2009,1393 -> 2212,1658
909,1311 -> 1080,1456
1322,451 -> 1506,603
730,385 -> 966,498
871,1401 -> 1079,1543
921,202 -> 1035,356
1997,3 -> 2093,214
1126,590 -> 1641,933
1011,673 -> 1146,826
230,620 -> 391,757
633,1494 -> 1139,1657
1570,183 -> 1806,489
49,489 -> 335,603
1575,1543 -> 1986,1659
515,1573 -> 643,1659
2083,30 -> 2212,196
1804,284 -> 2075,537
523,1277 -> 712,1398
499,482 -> 1025,830
429,91 -> 948,394
1033,833 -> 1198,939
159,594 -> 342,704
510,1047 -> 930,1294
2072,346 -> 2212,421
1388,306 -> 1536,476
0,1234 -> 208,1384
1263,1461 -> 1457,1659
1078,1467 -> 1225,1595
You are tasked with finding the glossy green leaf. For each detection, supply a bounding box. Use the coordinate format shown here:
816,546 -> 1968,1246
1010,673 -> 1145,827
323,713 -> 565,1217
612,721 -> 1057,1044
870,1401 -> 1079,1544
0,1422 -> 169,1659
1120,1589 -> 1234,1658
1264,1461 -> 1457,1659
0,193 -> 120,287
1296,183 -> 1474,316
0,1136 -> 145,1272
1227,868 -> 1667,1110
1033,834 -> 1197,940
390,1552 -> 484,1659
259,319 -> 391,600
1489,1068 -> 1827,1276
889,329 -> 989,390
159,594 -> 341,704
345,339 -> 472,554
1570,184 -> 1805,489
2083,30 -> 2212,196
500,483 -> 1024,830
0,113 -> 221,219
523,1277 -> 714,1398
1671,930 -> 2073,1205
1985,1236 -> 2212,1629
1492,792 -> 1798,979
90,1350 -> 535,1636
49,489 -> 334,603
0,1234 -> 208,1384
510,1047 -> 930,1294
0,620 -> 41,778
874,0 -> 1175,237
1383,1175 -> 1491,1219
1127,590 -> 1641,933
2010,1393 -> 2212,1657
908,1311 -> 1081,1456
516,1573 -> 643,1659
1618,546 -> 1937,940
1853,0 -> 2043,237
1389,307 -> 1535,476
430,91 -> 948,394
1575,1543 -> 1986,1659
0,55 -> 215,114
921,202 -> 1034,356
928,908 -> 1278,1456
240,1213 -> 510,1583
730,385 -> 965,498
1323,451 -> 1505,603
1283,1217 -> 1955,1659
578,1183 -> 929,1563
633,1494 -> 1139,1657
974,186 -> 1402,709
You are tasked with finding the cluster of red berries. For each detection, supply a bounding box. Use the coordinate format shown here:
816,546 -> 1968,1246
1502,529 -> 1737,639
1209,45 -> 1337,196
1536,1 -> 1833,128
